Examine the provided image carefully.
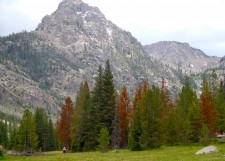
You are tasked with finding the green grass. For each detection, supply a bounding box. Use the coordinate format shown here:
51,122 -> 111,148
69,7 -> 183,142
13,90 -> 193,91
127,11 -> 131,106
4,144 -> 225,161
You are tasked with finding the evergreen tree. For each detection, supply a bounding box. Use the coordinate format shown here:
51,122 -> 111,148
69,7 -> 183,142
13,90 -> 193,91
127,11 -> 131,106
57,97 -> 74,150
201,79 -> 219,136
8,127 -> 17,150
128,105 -> 142,151
91,65 -> 104,147
97,127 -> 110,152
210,70 -> 219,102
176,77 -> 197,144
35,108 -> 49,151
91,61 -> 116,148
17,109 -> 38,153
101,60 -> 116,136
215,80 -> 225,133
111,99 -> 120,149
131,84 -> 142,124
46,119 -> 57,151
187,101 -> 202,142
117,85 -> 130,148
160,78 -> 174,144
0,121 -> 8,148
139,86 -> 163,149
71,81 -> 92,151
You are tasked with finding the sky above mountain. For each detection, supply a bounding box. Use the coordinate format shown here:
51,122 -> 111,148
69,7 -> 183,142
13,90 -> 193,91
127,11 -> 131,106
0,0 -> 225,57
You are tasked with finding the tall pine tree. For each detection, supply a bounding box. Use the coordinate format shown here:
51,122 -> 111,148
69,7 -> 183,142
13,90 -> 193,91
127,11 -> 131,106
35,108 -> 49,151
117,85 -> 130,148
17,109 -> 38,153
201,78 -> 219,136
71,81 -> 92,151
57,97 -> 74,150
101,60 -> 116,136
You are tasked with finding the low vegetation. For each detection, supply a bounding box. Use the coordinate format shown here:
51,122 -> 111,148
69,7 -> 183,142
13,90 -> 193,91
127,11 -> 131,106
4,144 -> 225,161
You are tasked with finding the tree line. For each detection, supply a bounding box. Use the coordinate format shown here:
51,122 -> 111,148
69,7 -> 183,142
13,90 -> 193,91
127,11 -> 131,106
1,61 -> 225,153
57,62 -> 225,151
0,108 -> 58,153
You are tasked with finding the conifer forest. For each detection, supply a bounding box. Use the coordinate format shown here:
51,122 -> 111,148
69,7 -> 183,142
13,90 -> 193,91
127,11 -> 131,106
1,60 -> 225,153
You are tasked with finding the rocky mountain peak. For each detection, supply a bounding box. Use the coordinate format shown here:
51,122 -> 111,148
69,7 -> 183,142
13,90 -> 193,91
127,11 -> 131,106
36,0 -> 108,49
144,41 -> 220,73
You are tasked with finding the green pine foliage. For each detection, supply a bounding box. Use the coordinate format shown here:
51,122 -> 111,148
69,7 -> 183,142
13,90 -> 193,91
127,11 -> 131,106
97,127 -> 110,152
91,65 -> 104,145
215,81 -> 225,133
128,106 -> 142,151
47,119 -> 57,151
35,108 -> 49,152
90,61 -> 116,149
176,77 -> 199,144
101,60 -> 116,135
17,109 -> 38,153
5,61 -> 225,153
0,121 -> 8,148
71,81 -> 92,152
35,108 -> 57,151
139,86 -> 163,149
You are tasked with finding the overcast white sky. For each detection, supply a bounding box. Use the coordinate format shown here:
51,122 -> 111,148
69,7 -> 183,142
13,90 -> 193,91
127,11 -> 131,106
0,0 -> 225,57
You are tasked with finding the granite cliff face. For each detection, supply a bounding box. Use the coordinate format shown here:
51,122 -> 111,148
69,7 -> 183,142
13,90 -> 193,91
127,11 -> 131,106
0,0 -> 181,118
145,41 -> 220,74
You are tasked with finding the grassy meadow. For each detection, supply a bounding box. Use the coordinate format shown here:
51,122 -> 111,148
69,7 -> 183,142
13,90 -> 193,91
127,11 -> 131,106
3,144 -> 225,161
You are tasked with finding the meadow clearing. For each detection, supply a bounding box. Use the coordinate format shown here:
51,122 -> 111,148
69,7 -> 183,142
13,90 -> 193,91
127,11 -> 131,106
3,144 -> 225,161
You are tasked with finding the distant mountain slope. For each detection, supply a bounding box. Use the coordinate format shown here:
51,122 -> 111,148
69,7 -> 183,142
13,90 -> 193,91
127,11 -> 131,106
0,0 -> 182,118
144,41 -> 220,74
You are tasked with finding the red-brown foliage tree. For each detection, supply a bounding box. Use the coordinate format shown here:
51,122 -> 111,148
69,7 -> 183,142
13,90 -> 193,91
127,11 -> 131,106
117,85 -> 130,148
57,97 -> 74,150
131,84 -> 142,121
201,79 -> 219,136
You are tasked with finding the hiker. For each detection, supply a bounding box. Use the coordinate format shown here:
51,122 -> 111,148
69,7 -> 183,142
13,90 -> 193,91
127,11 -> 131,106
63,147 -> 66,153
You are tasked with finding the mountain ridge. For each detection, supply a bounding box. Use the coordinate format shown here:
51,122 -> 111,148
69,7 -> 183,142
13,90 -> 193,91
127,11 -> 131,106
0,0 -> 221,119
144,41 -> 220,74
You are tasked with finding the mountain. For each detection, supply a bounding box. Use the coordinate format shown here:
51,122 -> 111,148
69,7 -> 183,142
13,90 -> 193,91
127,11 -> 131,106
0,0 -> 181,119
144,41 -> 220,74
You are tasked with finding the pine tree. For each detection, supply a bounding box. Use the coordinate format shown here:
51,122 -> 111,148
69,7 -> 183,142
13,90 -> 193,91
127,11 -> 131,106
176,77 -> 197,144
160,78 -> 173,144
0,120 -> 8,148
35,108 -> 49,151
215,80 -> 225,133
57,97 -> 74,150
210,70 -> 219,102
101,60 -> 116,136
201,79 -> 219,136
97,127 -> 110,152
128,105 -> 142,151
117,85 -> 130,148
8,127 -> 17,150
131,84 -> 142,123
187,101 -> 202,142
91,65 -> 104,146
71,81 -> 92,151
17,109 -> 38,153
139,86 -> 163,149
161,77 -> 170,110
46,119 -> 57,151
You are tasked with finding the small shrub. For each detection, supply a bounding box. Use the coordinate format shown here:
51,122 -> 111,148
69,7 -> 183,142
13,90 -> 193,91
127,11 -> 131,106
97,127 -> 110,152
199,124 -> 211,146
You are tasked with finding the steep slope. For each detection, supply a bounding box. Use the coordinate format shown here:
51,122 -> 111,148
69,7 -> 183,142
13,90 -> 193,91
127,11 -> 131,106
0,0 -> 181,118
145,41 -> 220,74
